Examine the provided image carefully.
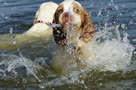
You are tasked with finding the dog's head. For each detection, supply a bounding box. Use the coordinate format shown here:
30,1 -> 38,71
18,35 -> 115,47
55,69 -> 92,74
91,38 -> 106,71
53,0 -> 95,48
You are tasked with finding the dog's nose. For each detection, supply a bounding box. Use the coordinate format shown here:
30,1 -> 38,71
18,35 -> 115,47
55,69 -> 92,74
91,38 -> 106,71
62,12 -> 72,25
63,12 -> 70,18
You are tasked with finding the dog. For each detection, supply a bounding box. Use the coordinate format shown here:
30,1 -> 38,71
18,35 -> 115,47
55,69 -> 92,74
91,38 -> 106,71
23,2 -> 58,38
51,0 -> 96,76
0,2 -> 58,49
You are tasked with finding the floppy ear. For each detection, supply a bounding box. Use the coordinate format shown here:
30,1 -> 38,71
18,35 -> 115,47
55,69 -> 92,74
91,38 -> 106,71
80,7 -> 96,43
53,12 -> 56,24
33,10 -> 39,24
52,12 -> 67,45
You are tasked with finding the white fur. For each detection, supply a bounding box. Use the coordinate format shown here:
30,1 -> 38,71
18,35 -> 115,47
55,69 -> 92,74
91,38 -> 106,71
59,0 -> 82,28
59,0 -> 82,44
23,2 -> 58,37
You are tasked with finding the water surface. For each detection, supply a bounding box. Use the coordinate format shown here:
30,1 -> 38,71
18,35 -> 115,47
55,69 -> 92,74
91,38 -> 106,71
0,0 -> 136,89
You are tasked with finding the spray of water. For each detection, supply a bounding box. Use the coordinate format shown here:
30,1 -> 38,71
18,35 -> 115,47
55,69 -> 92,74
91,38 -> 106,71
43,22 -> 134,88
0,0 -> 135,89
0,53 -> 42,82
52,22 -> 134,76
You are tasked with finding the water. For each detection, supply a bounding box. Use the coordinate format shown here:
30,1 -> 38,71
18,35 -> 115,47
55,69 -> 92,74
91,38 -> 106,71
0,0 -> 136,89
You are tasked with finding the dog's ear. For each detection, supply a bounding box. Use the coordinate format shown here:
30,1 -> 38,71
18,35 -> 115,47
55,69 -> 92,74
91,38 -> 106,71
33,10 -> 39,24
52,12 -> 67,45
80,7 -> 96,42
53,13 -> 56,24
53,11 -> 59,24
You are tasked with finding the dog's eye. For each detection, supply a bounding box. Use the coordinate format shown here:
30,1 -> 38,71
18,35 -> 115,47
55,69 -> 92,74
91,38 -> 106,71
74,8 -> 80,14
58,9 -> 63,14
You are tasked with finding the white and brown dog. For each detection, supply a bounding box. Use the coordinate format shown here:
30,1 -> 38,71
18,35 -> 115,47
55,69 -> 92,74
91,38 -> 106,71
23,2 -> 58,38
51,0 -> 96,76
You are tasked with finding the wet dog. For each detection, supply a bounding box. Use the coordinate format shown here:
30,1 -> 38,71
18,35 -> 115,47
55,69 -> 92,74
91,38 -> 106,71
0,2 -> 58,49
51,0 -> 96,76
23,2 -> 58,38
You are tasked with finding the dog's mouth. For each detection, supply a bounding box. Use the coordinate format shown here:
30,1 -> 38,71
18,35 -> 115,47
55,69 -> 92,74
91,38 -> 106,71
61,19 -> 78,29
62,19 -> 73,27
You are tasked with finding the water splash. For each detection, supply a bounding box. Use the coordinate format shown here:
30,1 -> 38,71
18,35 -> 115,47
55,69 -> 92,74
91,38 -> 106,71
46,23 -> 135,89
39,71 -> 87,89
49,23 -> 62,28
9,27 -> 17,45
0,54 -> 42,82
52,24 -> 134,76
91,31 -> 134,71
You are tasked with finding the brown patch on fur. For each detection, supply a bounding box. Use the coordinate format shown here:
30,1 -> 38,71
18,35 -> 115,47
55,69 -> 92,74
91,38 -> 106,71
79,6 -> 96,43
53,2 -> 96,46
53,4 -> 63,24
72,2 -> 81,15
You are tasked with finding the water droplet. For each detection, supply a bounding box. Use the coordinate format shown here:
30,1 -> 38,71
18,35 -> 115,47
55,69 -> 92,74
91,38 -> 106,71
129,20 -> 133,24
50,23 -> 62,28
133,51 -> 136,55
133,39 -> 136,42
99,83 -> 102,86
12,41 -> 16,45
115,5 -> 118,10
122,4 -> 125,7
97,10 -> 102,16
10,27 -> 13,34
121,24 -> 125,29
108,3 -> 112,6
39,85 -> 45,89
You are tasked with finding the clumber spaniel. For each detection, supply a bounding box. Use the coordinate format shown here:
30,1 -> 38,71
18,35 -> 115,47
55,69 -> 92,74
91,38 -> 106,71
51,0 -> 96,76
